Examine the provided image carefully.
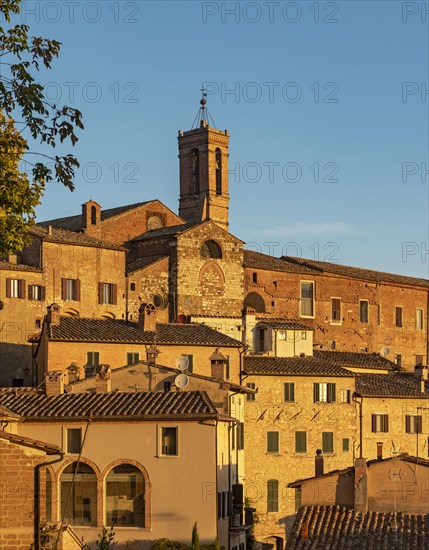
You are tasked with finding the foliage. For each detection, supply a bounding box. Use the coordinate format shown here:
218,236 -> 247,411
0,0 -> 83,253
191,523 -> 200,550
151,539 -> 189,550
29,521 -> 59,550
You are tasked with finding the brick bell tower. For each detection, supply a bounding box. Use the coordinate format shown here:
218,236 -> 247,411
178,90 -> 230,231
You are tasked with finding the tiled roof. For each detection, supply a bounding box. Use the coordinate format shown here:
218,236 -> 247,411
314,350 -> 398,371
286,505 -> 429,550
257,319 -> 313,331
126,255 -> 168,273
243,356 -> 352,377
282,256 -> 429,288
30,226 -> 125,251
288,454 -> 429,488
39,201 -> 153,231
0,389 -> 218,420
48,318 -> 242,347
0,260 -> 42,272
244,250 -> 316,274
0,431 -> 61,455
0,404 -> 21,420
244,250 -> 429,287
356,373 -> 429,398
132,222 -> 192,241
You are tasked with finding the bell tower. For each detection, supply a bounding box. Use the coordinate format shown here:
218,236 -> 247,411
178,92 -> 230,231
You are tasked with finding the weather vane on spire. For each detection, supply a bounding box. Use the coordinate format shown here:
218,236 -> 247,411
192,86 -> 216,129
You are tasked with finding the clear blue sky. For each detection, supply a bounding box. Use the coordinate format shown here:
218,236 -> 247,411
14,1 -> 429,277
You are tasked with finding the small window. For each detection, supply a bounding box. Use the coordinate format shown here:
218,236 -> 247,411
294,487 -> 302,513
161,427 -> 178,456
267,480 -> 278,513
405,415 -> 422,434
415,355 -> 423,367
314,383 -> 336,403
62,278 -> 80,301
215,148 -> 222,195
295,431 -> 307,453
371,414 -> 389,433
67,428 -> 82,454
416,309 -> 424,330
246,382 -> 256,401
377,304 -> 381,326
359,300 -> 369,323
127,352 -> 140,365
225,356 -> 230,380
322,432 -> 334,453
91,205 -> 97,225
300,282 -> 314,317
6,278 -> 25,299
342,438 -> 350,452
331,298 -> 341,323
87,352 -> 100,367
340,389 -> 351,404
301,331 -> 307,340
273,281 -> 277,290
267,431 -> 279,453
187,354 -> 194,374
284,382 -> 295,402
395,306 -> 403,328
130,282 -> 136,291
278,330 -> 286,341
395,354 -> 402,367
252,272 -> 258,284
28,284 -> 44,301
99,282 -> 117,305
35,319 -> 42,329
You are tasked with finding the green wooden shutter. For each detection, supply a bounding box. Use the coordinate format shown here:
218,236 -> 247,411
314,383 -> 320,403
267,480 -> 278,513
267,432 -> 279,453
295,432 -> 307,453
322,432 -> 334,453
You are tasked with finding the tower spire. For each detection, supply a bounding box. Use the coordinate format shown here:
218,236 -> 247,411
192,87 -> 217,129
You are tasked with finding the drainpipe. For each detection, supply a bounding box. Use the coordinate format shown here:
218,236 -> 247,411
352,393 -> 363,458
34,452 -> 65,550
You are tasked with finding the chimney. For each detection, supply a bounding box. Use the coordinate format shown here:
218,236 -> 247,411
47,303 -> 61,326
315,449 -> 324,477
138,303 -> 157,332
300,523 -> 309,541
48,225 -> 53,236
45,371 -> 64,396
95,365 -> 111,394
414,365 -> 428,393
146,345 -> 160,366
210,349 -> 227,381
377,441 -> 383,460
7,254 -> 17,265
354,457 -> 368,513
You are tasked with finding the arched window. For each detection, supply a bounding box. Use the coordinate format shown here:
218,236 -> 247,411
191,149 -> 200,195
60,462 -> 97,526
215,148 -> 222,195
201,240 -> 222,259
91,205 -> 97,225
252,272 -> 258,284
244,292 -> 265,313
267,479 -> 279,512
106,464 -> 145,527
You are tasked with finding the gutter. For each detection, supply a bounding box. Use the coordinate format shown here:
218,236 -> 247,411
34,451 -> 65,550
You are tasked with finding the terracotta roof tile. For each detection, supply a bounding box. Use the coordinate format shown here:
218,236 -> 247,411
0,389 -> 218,420
286,505 -> 429,549
126,255 -> 168,273
0,431 -> 61,455
314,350 -> 398,371
243,356 -> 352,377
30,226 -> 125,251
356,373 -> 429,398
244,250 -> 316,274
257,319 -> 313,331
48,318 -> 242,347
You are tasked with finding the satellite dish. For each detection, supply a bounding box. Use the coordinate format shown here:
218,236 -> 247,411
175,355 -> 189,372
175,374 -> 189,389
380,346 -> 390,357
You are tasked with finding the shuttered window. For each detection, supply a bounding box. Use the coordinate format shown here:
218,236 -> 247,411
300,282 -> 314,317
246,382 -> 256,401
284,382 -> 295,402
87,352 -> 100,367
359,300 -> 369,323
322,432 -> 334,453
405,415 -> 422,434
371,414 -> 389,433
61,278 -> 80,301
98,282 -> 117,305
295,431 -> 307,453
416,309 -> 424,330
267,480 -> 278,513
237,422 -> 244,450
6,278 -> 25,299
314,383 -> 336,403
127,353 -> 139,365
28,285 -> 45,301
395,306 -> 403,328
342,438 -> 350,452
331,298 -> 341,322
187,354 -> 193,373
267,431 -> 279,453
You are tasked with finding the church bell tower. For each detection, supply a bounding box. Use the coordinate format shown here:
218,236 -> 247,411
178,92 -> 230,231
